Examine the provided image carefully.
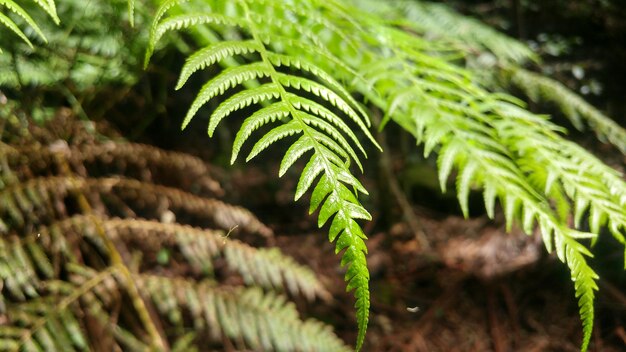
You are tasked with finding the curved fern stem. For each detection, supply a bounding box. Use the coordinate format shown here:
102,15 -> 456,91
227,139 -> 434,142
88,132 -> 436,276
147,0 -> 376,348
238,2 -> 371,348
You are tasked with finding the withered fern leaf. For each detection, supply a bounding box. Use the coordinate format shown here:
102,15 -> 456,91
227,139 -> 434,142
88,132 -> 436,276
0,117 -> 345,351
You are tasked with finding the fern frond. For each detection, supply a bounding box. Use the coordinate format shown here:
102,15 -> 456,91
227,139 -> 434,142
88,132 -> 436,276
37,216 -> 329,300
329,4 -> 617,349
0,236 -> 50,300
494,103 -> 626,239
3,215 -> 338,351
147,1 -> 379,348
0,176 -> 271,236
364,52 -> 604,350
2,266 -> 116,351
0,142 -> 223,195
138,275 -> 351,352
0,11 -> 33,48
2,300 -> 89,351
559,234 -> 599,351
506,67 -> 626,154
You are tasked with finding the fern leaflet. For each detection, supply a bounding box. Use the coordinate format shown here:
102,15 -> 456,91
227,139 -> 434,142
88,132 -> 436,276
0,0 -> 58,49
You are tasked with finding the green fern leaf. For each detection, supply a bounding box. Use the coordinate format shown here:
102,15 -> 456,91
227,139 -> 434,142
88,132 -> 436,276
0,0 -> 49,44
233,102 -> 291,164
176,40 -> 262,89
205,84 -> 280,135
294,154 -> 326,201
0,11 -> 34,48
482,182 -> 497,219
279,136 -> 315,177
437,139 -> 461,193
32,0 -> 59,24
247,120 -> 303,161
456,161 -> 478,218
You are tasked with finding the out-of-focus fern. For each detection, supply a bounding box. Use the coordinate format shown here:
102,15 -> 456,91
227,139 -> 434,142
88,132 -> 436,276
390,0 -> 538,65
41,216 -> 328,299
504,67 -> 626,154
0,0 -> 147,122
372,0 -> 626,156
0,115 -> 347,351
0,0 -> 59,51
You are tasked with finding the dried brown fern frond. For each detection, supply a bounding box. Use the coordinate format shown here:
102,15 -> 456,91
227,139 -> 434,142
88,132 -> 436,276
0,107 -> 121,147
0,176 -> 270,236
1,110 -> 345,350
1,241 -> 342,351
26,215 -> 328,300
0,265 -> 118,352
0,142 -> 223,196
0,235 -> 54,300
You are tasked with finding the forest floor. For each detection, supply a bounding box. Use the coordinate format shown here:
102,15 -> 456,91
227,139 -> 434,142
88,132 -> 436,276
215,156 -> 626,352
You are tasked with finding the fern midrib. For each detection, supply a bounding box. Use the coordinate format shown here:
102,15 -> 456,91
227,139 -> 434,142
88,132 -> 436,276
240,1 -> 355,205
239,1 -> 369,349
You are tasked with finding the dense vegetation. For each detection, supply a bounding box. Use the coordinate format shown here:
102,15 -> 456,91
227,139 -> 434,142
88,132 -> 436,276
1,0 -> 625,351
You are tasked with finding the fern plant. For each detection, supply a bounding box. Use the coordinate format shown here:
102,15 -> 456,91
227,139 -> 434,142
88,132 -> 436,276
2,0 -> 626,350
0,0 -> 145,123
0,0 -> 59,51
382,0 -> 626,154
0,111 -> 348,351
144,1 -> 626,351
